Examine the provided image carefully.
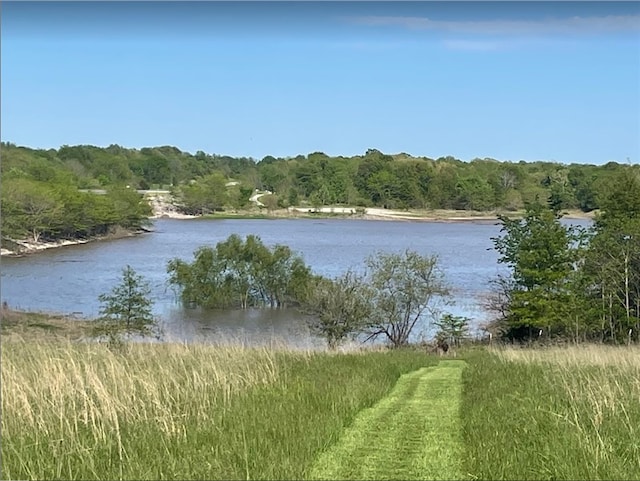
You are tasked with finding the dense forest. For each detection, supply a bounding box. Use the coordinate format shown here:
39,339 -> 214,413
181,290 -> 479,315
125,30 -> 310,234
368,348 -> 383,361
1,141 -> 638,243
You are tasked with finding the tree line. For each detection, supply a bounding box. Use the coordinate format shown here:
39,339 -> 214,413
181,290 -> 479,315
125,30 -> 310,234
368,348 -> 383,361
1,180 -> 151,245
1,144 -> 156,244
3,142 -> 638,222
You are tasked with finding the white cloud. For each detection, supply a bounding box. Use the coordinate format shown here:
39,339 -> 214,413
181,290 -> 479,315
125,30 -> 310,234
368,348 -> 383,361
348,15 -> 640,36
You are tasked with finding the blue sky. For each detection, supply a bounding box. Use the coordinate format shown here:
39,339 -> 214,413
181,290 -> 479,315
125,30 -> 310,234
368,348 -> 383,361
2,1 -> 639,164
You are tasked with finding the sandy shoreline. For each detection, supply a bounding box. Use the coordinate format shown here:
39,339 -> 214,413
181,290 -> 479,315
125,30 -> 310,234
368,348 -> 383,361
286,206 -> 594,223
147,191 -> 596,223
1,238 -> 91,257
150,212 -> 198,220
0,230 -> 147,257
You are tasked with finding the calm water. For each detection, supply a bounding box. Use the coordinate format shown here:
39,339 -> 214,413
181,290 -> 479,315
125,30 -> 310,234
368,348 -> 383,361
0,218 -> 590,346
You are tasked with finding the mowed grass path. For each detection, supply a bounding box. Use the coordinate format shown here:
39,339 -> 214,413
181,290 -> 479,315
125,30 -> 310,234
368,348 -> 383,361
309,360 -> 466,481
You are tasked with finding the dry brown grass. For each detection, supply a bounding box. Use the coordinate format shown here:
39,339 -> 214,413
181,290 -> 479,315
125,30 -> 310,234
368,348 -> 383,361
494,343 -> 640,368
2,338 -> 282,433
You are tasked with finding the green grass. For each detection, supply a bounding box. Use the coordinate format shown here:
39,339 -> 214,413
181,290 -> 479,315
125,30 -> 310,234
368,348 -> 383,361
461,346 -> 640,480
1,339 -> 437,480
309,360 -> 466,481
6,334 -> 637,481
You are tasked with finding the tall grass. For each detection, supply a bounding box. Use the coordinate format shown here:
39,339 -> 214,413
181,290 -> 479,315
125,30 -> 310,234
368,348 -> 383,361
1,338 -> 435,480
461,345 -> 640,480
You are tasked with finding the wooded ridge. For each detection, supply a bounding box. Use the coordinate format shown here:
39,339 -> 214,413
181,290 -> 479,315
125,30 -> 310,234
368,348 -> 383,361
1,142 -> 637,245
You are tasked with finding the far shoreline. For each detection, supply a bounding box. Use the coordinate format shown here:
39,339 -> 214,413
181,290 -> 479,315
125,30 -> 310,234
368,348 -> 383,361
0,228 -> 151,258
192,206 -> 596,223
1,207 -> 595,258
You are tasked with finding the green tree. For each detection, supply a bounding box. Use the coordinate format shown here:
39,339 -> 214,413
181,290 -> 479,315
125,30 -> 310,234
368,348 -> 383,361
228,184 -> 254,211
105,186 -> 153,230
167,246 -> 233,309
261,194 -> 279,213
288,188 -> 300,207
544,168 -> 577,212
167,235 -> 313,309
258,160 -> 291,194
134,148 -> 174,186
391,162 -> 426,209
490,203 -> 585,342
455,177 -> 496,211
175,172 -> 229,215
258,243 -> 313,307
582,170 -> 640,342
366,169 -> 399,208
433,314 -> 470,347
354,149 -> 394,205
94,265 -> 161,346
303,271 -> 374,349
1,178 -> 63,242
426,162 -> 459,209
363,250 -> 450,347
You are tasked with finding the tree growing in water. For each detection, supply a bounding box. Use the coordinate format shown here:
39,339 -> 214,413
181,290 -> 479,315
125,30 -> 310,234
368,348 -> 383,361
167,234 -> 314,309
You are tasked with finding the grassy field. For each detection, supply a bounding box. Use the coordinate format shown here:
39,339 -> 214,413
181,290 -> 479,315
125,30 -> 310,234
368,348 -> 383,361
3,315 -> 639,481
1,338 -> 436,480
461,345 -> 640,480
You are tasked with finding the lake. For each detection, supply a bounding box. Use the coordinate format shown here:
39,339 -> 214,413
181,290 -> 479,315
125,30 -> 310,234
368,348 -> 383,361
0,217 -> 591,347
